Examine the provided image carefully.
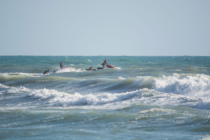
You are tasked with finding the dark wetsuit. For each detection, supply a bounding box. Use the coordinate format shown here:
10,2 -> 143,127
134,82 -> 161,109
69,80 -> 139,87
60,62 -> 65,69
88,67 -> 93,70
43,70 -> 49,75
102,60 -> 107,68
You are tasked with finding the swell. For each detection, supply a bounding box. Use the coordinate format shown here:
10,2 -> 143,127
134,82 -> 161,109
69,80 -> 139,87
0,73 -> 78,88
0,72 -> 154,93
0,83 -> 142,108
1,73 -> 210,110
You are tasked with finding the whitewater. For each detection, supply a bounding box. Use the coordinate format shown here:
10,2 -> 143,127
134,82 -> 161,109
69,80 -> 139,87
0,56 -> 210,139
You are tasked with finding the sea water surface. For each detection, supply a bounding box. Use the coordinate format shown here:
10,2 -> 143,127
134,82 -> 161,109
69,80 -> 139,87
0,56 -> 210,140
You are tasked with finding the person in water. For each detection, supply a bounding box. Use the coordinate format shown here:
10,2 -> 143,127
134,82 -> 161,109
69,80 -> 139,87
43,69 -> 49,75
88,66 -> 93,70
60,61 -> 65,69
102,59 -> 107,68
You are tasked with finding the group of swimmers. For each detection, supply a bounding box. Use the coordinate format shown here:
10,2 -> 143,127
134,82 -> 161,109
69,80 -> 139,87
43,59 -> 108,74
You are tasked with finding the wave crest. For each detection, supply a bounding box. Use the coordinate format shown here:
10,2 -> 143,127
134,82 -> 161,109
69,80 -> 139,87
28,88 -> 141,107
154,74 -> 210,96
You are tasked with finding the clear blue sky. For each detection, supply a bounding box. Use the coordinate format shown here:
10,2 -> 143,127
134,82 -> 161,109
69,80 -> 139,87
0,0 -> 210,56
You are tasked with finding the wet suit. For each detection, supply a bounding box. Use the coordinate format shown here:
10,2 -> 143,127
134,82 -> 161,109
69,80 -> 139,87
102,60 -> 107,68
43,70 -> 49,74
60,62 -> 65,69
88,66 -> 93,70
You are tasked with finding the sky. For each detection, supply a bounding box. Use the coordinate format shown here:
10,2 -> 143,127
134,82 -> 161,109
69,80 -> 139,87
0,0 -> 210,56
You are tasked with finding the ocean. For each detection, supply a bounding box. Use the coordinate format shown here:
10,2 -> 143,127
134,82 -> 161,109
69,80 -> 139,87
0,56 -> 210,140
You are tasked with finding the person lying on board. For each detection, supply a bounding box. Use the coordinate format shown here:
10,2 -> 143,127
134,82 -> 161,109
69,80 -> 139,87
60,61 -> 65,69
101,59 -> 108,68
85,66 -> 96,71
43,69 -> 49,75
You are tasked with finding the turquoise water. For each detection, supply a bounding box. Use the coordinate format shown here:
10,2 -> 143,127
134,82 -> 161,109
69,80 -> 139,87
0,56 -> 210,139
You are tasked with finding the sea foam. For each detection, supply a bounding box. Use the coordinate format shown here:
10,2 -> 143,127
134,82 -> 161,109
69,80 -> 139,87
153,74 -> 210,109
28,88 -> 141,107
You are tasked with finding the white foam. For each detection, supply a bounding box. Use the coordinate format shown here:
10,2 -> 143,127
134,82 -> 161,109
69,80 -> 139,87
119,77 -> 126,80
55,67 -> 84,73
7,86 -> 30,94
0,84 -> 30,95
2,73 -> 210,110
115,67 -> 121,69
202,135 -> 210,140
150,74 -> 210,109
0,72 -> 39,77
0,84 -> 32,96
0,83 -> 9,95
154,74 -> 210,96
29,89 -> 141,107
138,108 -> 176,114
0,83 -> 9,89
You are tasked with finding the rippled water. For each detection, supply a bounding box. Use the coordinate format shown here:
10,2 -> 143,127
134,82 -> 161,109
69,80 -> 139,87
0,56 -> 210,139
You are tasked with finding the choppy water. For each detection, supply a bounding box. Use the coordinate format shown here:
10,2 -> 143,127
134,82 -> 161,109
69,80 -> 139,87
0,56 -> 210,140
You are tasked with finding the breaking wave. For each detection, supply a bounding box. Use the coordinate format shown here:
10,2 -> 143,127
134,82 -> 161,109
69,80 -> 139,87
1,73 -> 210,110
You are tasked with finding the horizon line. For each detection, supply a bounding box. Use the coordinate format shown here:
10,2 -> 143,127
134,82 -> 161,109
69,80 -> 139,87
0,55 -> 210,57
